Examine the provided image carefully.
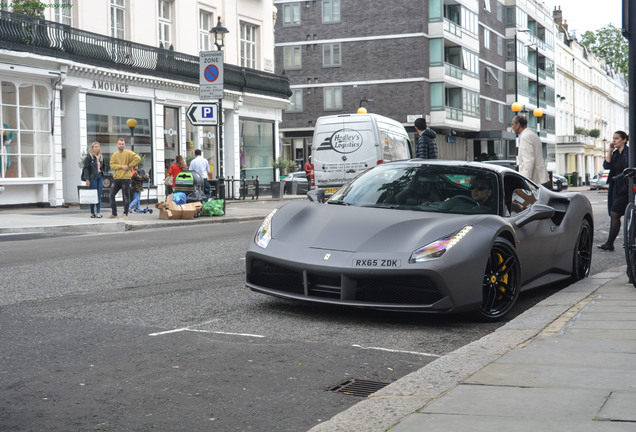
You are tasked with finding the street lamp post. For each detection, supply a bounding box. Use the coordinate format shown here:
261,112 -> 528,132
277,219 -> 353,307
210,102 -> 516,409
211,17 -> 229,181
126,118 -> 137,152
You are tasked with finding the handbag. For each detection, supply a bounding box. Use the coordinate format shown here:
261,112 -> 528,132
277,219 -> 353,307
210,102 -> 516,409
78,188 -> 99,204
164,174 -> 174,186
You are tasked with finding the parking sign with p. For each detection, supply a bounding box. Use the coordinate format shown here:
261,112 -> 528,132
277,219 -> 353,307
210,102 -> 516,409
187,102 -> 218,126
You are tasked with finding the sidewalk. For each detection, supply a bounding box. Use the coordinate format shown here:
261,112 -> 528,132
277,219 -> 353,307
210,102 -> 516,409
0,195 -> 301,235
310,268 -> 636,432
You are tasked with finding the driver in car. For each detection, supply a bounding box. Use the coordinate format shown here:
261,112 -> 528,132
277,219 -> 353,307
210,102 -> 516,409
470,176 -> 493,206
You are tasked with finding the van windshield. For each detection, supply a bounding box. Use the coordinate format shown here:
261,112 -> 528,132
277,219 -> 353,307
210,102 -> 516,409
377,121 -> 411,161
328,164 -> 499,215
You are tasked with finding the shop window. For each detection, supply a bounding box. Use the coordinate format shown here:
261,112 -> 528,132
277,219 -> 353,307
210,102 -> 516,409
86,95 -> 152,181
240,119 -> 274,183
1,82 -> 51,179
201,126 -> 216,177
163,106 -> 179,176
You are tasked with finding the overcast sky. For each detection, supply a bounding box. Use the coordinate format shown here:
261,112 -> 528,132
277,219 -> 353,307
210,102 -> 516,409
544,0 -> 622,34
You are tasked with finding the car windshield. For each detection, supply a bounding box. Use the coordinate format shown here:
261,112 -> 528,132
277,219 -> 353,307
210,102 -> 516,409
328,164 -> 499,215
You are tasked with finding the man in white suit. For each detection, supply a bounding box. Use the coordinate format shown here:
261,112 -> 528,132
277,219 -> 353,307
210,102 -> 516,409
512,115 -> 551,188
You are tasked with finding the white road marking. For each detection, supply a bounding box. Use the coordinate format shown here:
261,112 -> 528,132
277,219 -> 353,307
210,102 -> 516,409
148,327 -> 190,336
149,328 -> 265,338
187,329 -> 265,338
351,344 -> 440,358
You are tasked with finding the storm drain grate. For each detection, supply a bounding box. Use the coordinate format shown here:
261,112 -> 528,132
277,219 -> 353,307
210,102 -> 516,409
328,379 -> 390,397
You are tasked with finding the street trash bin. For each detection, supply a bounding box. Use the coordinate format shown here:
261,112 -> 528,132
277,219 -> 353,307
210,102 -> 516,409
572,171 -> 578,187
270,181 -> 283,198
174,170 -> 204,194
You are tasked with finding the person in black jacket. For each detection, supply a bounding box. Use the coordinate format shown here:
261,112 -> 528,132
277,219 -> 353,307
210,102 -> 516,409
414,117 -> 438,159
81,141 -> 105,218
598,131 -> 629,251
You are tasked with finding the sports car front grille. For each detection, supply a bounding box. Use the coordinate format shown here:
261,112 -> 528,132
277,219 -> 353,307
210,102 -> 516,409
250,259 -> 304,294
249,259 -> 443,305
357,277 -> 442,304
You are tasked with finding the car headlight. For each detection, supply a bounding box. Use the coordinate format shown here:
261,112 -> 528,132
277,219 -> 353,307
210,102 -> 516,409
255,208 -> 277,248
409,225 -> 473,262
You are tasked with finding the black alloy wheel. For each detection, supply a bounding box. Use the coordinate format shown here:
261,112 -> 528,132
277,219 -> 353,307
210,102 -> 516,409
479,238 -> 521,321
572,219 -> 593,280
624,203 -> 636,287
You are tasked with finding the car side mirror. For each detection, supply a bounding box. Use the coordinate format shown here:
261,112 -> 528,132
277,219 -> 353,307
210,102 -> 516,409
515,204 -> 555,228
307,188 -> 325,203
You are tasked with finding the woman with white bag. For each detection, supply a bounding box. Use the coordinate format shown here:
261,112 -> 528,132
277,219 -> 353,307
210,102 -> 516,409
81,141 -> 105,218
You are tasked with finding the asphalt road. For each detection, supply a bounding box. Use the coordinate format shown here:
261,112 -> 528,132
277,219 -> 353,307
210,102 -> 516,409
0,188 -> 626,431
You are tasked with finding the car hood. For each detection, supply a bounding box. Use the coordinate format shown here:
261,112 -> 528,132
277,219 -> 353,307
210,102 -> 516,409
271,201 -> 487,253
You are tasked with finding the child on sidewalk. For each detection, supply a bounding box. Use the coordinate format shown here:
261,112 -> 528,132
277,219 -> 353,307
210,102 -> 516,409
129,168 -> 149,213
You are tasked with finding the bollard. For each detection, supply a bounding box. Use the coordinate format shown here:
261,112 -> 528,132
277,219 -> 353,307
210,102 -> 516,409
218,175 -> 225,200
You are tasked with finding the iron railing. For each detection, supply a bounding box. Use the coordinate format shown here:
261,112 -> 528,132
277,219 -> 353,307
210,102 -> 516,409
0,10 -> 291,99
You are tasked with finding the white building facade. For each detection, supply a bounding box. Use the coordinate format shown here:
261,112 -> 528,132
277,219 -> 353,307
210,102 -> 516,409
0,0 -> 290,207
553,7 -> 628,185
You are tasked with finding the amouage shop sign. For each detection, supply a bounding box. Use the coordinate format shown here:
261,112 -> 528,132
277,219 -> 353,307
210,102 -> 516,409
92,80 -> 130,94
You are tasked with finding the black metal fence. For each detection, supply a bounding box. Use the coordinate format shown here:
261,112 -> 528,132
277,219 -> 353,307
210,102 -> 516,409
0,10 -> 291,98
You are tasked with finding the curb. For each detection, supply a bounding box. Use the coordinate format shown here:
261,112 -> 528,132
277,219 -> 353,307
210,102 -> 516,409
307,268 -> 626,432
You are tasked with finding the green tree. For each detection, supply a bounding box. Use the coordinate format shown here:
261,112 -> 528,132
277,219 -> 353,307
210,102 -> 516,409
2,0 -> 46,17
580,24 -> 629,77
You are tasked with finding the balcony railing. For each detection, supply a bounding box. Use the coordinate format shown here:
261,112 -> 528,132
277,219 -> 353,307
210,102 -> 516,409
443,19 -> 462,37
0,10 -> 291,99
445,106 -> 463,121
444,63 -> 463,79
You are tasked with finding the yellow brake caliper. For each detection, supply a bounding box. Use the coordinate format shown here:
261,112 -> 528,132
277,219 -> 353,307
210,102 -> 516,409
493,252 -> 508,299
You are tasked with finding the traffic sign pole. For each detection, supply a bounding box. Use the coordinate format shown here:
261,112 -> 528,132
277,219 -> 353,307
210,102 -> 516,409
200,50 -> 224,177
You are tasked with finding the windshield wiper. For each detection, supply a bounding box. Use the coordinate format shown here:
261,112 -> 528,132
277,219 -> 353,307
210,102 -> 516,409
327,200 -> 350,206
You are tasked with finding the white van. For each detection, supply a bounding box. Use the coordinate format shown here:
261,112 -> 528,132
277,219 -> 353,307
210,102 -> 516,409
312,113 -> 412,194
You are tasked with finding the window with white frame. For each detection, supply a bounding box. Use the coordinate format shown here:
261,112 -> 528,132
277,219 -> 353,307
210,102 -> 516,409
1,81 -> 52,179
283,3 -> 301,26
322,0 -> 340,23
484,0 -> 491,12
498,104 -> 504,123
286,89 -> 303,112
240,22 -> 258,69
284,46 -> 302,69
200,10 -> 212,51
484,28 -> 491,49
497,36 -> 503,56
158,0 -> 172,48
322,43 -> 341,67
485,100 -> 492,120
110,0 -> 125,39
53,0 -> 72,25
324,87 -> 342,110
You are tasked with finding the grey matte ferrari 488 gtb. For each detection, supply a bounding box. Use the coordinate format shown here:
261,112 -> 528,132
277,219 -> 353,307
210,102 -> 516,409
245,160 -> 593,321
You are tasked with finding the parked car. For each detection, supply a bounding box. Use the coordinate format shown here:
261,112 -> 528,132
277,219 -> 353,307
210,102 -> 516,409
282,171 -> 309,183
591,170 -> 610,190
281,171 -> 308,195
246,160 -> 593,321
552,174 -> 568,192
